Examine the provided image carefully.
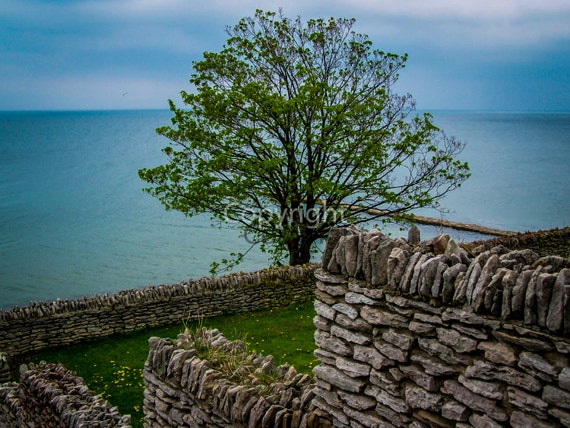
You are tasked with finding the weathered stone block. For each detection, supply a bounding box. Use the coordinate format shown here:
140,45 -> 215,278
375,340 -> 409,363
477,340 -> 517,366
353,344 -> 394,370
404,384 -> 443,412
400,365 -> 440,392
337,390 -> 376,411
547,269 -> 570,333
345,292 -> 377,306
510,410 -> 558,428
507,386 -> 548,417
331,324 -> 370,346
543,384 -> 570,409
458,375 -> 505,400
411,353 -> 460,376
332,303 -> 359,320
417,338 -> 471,365
464,360 -> 542,392
314,300 -> 336,320
443,380 -> 508,422
312,365 -> 366,393
441,400 -> 470,422
360,306 -> 409,328
436,328 -> 477,353
518,351 -> 558,382
335,356 -> 371,378
382,329 -> 415,350
314,330 -> 352,356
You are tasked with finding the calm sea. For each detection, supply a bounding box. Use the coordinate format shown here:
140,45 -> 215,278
1,110 -> 568,309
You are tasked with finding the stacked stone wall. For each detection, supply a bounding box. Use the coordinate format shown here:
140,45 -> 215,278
311,227 -> 570,427
0,362 -> 129,427
0,264 -> 316,359
143,329 -> 332,427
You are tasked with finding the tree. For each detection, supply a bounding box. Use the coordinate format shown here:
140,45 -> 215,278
139,9 -> 470,270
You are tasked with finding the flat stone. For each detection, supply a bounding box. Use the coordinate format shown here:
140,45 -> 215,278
400,364 -> 440,392
414,312 -> 444,325
335,355 -> 371,378
469,413 -> 503,428
464,360 -> 542,392
375,340 -> 408,362
405,384 -> 443,411
344,291 -> 377,306
335,313 -> 373,333
518,351 -> 558,382
314,268 -> 348,284
353,344 -> 394,370
418,338 -> 471,365
543,385 -> 570,409
549,407 -> 570,426
436,328 -> 478,353
369,368 -> 401,395
458,375 -> 505,400
443,380 -> 508,421
510,410 -> 558,428
477,341 -> 517,366
360,306 -> 409,328
411,354 -> 460,376
451,323 -> 488,340
507,386 -> 548,416
375,386 -> 410,413
316,281 -> 349,296
441,400 -> 470,421
332,303 -> 359,320
314,300 -> 336,321
345,404 -> 397,428
409,321 -> 436,335
312,364 -> 366,393
314,330 -> 352,356
330,324 -> 370,345
492,330 -> 554,353
559,367 -> 570,391
337,389 -> 376,411
382,328 -> 415,350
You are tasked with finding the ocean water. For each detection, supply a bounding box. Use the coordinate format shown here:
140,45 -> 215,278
0,110 -> 568,309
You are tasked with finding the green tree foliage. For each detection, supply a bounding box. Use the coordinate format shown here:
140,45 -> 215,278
139,10 -> 470,269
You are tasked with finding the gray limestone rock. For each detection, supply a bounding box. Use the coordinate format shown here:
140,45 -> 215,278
536,273 -> 557,327
443,379 -> 508,421
387,247 -> 410,291
546,268 -> 570,333
442,263 -> 467,304
408,225 -> 421,245
404,384 -> 444,411
511,269 -> 533,315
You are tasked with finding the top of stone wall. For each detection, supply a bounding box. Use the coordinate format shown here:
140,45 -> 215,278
322,226 -> 570,335
0,264 -> 316,323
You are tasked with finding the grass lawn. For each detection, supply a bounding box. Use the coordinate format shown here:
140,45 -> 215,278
14,300 -> 317,427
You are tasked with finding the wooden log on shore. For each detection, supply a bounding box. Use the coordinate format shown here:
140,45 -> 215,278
341,205 -> 517,237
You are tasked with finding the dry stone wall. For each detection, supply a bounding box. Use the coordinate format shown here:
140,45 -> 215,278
312,227 -> 570,427
143,328 -> 332,427
0,264 -> 316,359
0,362 -> 130,427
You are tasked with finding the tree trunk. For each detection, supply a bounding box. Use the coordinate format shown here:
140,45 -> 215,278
287,236 -> 314,265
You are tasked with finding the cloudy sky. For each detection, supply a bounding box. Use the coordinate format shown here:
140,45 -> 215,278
2,0 -> 569,111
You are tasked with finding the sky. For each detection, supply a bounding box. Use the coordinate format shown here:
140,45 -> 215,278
1,0 -> 569,111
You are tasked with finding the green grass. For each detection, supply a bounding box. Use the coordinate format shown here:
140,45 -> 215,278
13,301 -> 317,427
